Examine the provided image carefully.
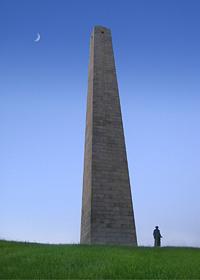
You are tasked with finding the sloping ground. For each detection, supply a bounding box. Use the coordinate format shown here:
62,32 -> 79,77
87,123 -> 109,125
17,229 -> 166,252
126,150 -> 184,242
0,240 -> 200,279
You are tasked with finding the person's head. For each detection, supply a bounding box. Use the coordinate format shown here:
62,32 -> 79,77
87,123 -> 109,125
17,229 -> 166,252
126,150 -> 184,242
155,226 -> 159,229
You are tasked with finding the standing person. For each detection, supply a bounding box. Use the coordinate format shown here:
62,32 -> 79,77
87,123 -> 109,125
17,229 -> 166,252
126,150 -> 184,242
153,226 -> 162,247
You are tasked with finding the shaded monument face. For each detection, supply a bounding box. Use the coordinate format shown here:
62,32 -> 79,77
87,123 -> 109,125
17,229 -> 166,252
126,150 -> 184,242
80,26 -> 137,246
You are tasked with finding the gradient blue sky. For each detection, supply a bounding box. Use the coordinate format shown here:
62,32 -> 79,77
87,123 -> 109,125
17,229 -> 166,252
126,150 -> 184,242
1,0 -> 200,247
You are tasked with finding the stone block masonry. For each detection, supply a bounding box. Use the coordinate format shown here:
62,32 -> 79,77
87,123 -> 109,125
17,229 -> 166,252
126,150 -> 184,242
80,26 -> 137,245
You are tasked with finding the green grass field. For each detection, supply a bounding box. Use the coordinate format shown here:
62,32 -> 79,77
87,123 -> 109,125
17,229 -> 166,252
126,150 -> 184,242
0,240 -> 200,279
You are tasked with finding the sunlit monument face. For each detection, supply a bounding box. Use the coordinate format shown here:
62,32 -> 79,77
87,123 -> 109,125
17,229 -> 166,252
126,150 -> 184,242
80,26 -> 137,246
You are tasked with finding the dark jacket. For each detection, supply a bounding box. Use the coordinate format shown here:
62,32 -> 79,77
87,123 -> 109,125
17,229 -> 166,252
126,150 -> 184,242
153,228 -> 162,239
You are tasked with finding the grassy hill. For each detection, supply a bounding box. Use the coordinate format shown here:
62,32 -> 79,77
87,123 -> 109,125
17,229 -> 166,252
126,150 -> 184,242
0,240 -> 200,279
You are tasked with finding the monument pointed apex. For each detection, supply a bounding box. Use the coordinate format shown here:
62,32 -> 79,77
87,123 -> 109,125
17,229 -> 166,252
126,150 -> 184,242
93,25 -> 110,32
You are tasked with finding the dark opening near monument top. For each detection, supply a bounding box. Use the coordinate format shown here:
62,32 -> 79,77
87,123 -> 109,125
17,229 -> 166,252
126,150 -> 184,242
80,26 -> 137,246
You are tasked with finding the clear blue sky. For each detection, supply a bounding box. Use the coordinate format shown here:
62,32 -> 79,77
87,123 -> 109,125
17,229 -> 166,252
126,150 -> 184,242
1,0 -> 200,246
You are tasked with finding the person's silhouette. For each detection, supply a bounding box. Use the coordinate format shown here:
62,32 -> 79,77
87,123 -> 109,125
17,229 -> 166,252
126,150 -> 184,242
153,226 -> 162,247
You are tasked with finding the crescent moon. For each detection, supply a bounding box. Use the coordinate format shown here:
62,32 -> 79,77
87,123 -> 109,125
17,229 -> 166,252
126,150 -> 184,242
34,33 -> 41,42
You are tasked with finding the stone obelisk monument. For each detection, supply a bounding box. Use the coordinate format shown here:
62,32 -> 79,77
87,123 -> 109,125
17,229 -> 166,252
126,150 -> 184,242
80,26 -> 137,246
